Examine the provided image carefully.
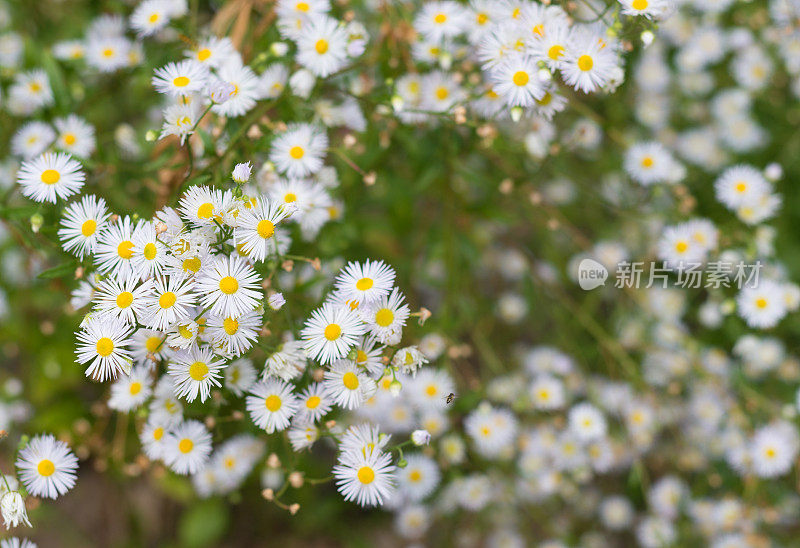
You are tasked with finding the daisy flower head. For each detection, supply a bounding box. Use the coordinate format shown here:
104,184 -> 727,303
351,334 -> 386,377
15,434 -> 78,500
16,152 -> 85,203
301,303 -> 367,365
85,35 -> 132,72
224,358 -> 258,397
246,379 -> 299,433
94,215 -> 139,282
143,274 -> 196,330
296,15 -> 350,77
11,122 -> 56,159
397,453 -> 441,502
131,221 -> 168,280
168,345 -> 226,403
76,315 -> 134,381
140,417 -> 171,461
289,423 -> 320,451
264,340 -> 308,380
93,277 -> 153,325
408,368 -> 456,410
269,123 -> 329,178
54,115 -> 96,158
714,164 -> 770,210
737,279 -> 788,329
258,63 -> 290,99
233,196 -> 292,262
152,60 -> 207,98
108,366 -> 153,412
131,328 -> 168,367
57,194 -> 109,259
323,359 -> 377,410
359,287 -> 411,345
624,142 -> 675,186
296,382 -> 333,423
657,222 -> 709,268
490,55 -> 546,108
211,59 -> 262,118
421,70 -> 466,112
160,102 -> 201,144
130,0 -> 173,37
568,402 -> 607,442
562,33 -> 619,93
751,421 -> 799,478
463,403 -> 518,458
10,69 -> 54,113
414,1 -> 469,43
206,309 -> 261,356
164,420 -> 212,475
529,374 -> 565,410
149,377 -> 185,427
334,259 -> 396,306
333,446 -> 395,507
618,0 -> 673,19
195,254 -> 262,318
186,36 -> 237,69
179,185 -> 224,227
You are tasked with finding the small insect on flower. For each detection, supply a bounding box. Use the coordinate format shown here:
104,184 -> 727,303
15,434 -> 79,499
16,152 -> 85,203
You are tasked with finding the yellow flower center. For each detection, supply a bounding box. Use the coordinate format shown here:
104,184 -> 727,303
197,202 -> 214,219
117,241 -> 134,259
435,87 -> 449,100
265,395 -> 282,411
434,13 -> 447,24
289,146 -> 305,159
357,466 -> 375,484
324,323 -> 342,340
146,337 -> 162,353
64,133 -> 77,146
81,219 -> 97,237
578,55 -> 594,71
223,317 -> 239,335
183,257 -> 202,273
512,71 -> 529,86
284,192 -> 297,202
116,291 -> 134,308
409,470 -> 422,482
153,427 -> 164,440
755,298 -> 768,309
548,45 -> 565,60
356,277 -> 373,291
296,1 -> 310,11
257,219 -> 275,238
129,382 -> 142,395
735,182 -> 747,193
356,350 -> 367,363
425,384 -> 437,396
306,395 -> 321,409
197,48 -> 211,61
675,241 -> 688,253
96,337 -> 114,357
219,276 -> 239,294
315,39 -> 329,54
102,48 -> 114,58
641,156 -> 654,168
189,361 -> 208,381
632,0 -> 648,10
477,12 -> 488,25
159,291 -> 177,309
178,324 -> 193,339
375,308 -> 394,327
38,459 -> 55,477
343,371 -> 360,390
143,242 -> 157,260
173,76 -> 190,88
41,169 -> 60,185
178,438 -> 194,453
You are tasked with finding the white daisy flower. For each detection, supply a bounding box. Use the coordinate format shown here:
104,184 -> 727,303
168,345 -> 226,403
714,164 -> 770,210
16,152 -> 85,203
269,123 -> 329,178
54,115 -> 96,158
130,328 -> 167,367
76,315 -> 134,381
15,434 -> 78,499
195,255 -> 262,318
296,15 -> 350,77
396,453 -> 440,502
152,60 -> 208,97
257,63 -> 289,99
206,309 -> 261,356
11,121 -> 56,158
224,358 -> 257,397
130,0 -> 172,37
233,197 -> 292,262
246,379 -> 299,433
140,417 -> 171,461
562,34 -> 619,93
490,55 -> 546,108
164,420 -> 212,475
334,259 -> 396,306
289,423 -> 320,451
185,36 -> 237,69
323,359 -> 377,410
359,287 -> 411,345
568,402 -> 607,442
624,142 -> 675,186
131,221 -> 168,280
57,194 -> 109,259
143,274 -> 197,330
85,35 -> 132,72
414,1 -> 469,43
333,447 -> 395,507
301,303 -> 366,365
737,279 -> 788,329
211,60 -> 262,118
94,215 -> 140,282
108,366 -> 152,411
149,377 -> 185,427
295,382 -> 333,423
93,277 -> 153,325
